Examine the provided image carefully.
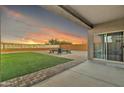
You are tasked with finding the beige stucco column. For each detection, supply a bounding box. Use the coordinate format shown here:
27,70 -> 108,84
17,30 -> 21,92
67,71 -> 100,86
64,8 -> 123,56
88,30 -> 94,60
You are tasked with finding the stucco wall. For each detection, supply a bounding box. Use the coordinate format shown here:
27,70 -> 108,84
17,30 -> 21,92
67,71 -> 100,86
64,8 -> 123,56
92,18 -> 124,34
88,18 -> 124,60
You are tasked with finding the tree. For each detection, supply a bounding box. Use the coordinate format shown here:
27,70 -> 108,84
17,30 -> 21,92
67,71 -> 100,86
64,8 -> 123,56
48,39 -> 60,45
47,39 -> 72,45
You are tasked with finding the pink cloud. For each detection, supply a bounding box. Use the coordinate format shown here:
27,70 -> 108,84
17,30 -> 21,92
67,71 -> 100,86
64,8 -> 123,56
1,6 -> 44,28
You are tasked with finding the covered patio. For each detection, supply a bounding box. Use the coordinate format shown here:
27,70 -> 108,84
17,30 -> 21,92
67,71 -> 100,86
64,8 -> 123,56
0,5 -> 124,87
42,5 -> 124,66
32,5 -> 124,86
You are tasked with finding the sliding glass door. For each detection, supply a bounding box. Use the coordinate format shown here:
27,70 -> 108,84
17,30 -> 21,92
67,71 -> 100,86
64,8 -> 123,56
94,31 -> 124,62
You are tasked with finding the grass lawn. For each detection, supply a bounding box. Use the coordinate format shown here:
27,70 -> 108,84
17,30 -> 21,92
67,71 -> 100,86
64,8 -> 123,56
0,52 -> 72,82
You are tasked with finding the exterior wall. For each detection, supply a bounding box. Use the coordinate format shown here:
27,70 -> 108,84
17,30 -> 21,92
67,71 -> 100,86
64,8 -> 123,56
88,18 -> 124,60
60,44 -> 88,51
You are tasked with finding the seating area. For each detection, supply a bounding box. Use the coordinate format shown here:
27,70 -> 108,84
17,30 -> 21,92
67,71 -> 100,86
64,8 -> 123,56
49,48 -> 71,54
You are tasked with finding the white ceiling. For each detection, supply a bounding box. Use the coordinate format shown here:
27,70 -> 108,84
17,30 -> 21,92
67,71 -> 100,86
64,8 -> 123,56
69,5 -> 124,25
42,5 -> 124,29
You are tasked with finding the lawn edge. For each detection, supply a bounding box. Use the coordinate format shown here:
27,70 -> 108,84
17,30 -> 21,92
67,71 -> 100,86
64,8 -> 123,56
1,52 -> 72,81
0,59 -> 86,87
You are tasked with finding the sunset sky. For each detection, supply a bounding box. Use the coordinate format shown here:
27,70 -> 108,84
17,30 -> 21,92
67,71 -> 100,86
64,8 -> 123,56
1,6 -> 88,44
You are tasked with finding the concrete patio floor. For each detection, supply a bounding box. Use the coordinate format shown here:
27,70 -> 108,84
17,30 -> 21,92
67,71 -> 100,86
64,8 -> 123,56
35,51 -> 88,61
32,61 -> 124,87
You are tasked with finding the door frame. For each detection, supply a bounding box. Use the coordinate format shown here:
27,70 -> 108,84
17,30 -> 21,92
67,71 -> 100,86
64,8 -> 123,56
122,31 -> 124,62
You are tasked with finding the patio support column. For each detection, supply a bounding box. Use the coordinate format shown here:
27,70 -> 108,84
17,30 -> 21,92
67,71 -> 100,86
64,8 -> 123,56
88,30 -> 94,60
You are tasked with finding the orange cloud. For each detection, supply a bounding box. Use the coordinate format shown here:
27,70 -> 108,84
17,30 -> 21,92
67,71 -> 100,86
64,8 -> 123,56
23,27 -> 87,44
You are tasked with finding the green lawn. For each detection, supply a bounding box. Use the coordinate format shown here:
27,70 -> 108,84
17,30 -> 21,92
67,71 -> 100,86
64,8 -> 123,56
0,52 -> 72,82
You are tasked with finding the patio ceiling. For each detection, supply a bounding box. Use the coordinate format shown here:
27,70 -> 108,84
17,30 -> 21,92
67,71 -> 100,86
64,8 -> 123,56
41,5 -> 124,29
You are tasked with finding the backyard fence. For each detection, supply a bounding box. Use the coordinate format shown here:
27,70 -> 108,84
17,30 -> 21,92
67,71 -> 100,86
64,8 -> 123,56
1,42 -> 59,51
1,42 -> 87,52
60,44 -> 88,51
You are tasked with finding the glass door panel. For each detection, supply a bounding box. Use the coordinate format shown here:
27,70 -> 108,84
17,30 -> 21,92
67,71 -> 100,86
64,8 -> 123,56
94,34 -> 106,59
107,32 -> 123,61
